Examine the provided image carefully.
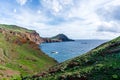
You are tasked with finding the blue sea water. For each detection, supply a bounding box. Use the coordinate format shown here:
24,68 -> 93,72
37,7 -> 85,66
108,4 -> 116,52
40,40 -> 108,63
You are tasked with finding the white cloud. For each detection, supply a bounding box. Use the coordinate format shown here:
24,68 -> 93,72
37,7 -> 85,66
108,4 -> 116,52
52,0 -> 62,13
40,0 -> 76,16
37,10 -> 41,14
97,21 -> 120,33
16,0 -> 28,5
95,0 -> 120,39
13,9 -> 17,13
1,0 -> 120,39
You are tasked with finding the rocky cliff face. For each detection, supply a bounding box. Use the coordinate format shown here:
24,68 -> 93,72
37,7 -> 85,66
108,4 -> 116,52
0,24 -> 57,79
24,31 -> 44,44
42,38 -> 62,43
0,28 -> 44,45
0,24 -> 74,44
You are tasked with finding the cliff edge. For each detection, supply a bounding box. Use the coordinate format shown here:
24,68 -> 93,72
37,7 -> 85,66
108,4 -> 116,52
0,24 -> 57,79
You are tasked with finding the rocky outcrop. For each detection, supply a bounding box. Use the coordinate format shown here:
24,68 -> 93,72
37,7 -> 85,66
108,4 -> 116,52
24,31 -> 44,44
0,28 -> 44,44
51,34 -> 74,41
42,34 -> 74,43
0,48 -> 6,63
42,38 -> 62,43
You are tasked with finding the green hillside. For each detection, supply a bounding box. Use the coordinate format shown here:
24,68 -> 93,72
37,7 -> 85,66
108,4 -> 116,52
0,24 -> 57,80
0,24 -> 34,33
27,36 -> 120,80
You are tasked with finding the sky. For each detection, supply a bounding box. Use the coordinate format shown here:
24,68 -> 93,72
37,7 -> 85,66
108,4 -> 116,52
0,0 -> 120,39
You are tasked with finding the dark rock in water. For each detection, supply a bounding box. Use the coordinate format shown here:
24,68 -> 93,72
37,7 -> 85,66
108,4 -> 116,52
51,51 -> 58,54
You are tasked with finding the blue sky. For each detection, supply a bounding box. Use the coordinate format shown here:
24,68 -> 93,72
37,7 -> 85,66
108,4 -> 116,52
0,0 -> 120,39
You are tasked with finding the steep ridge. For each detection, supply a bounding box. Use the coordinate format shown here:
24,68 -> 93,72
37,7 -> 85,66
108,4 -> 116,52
0,24 -> 57,79
27,36 -> 120,80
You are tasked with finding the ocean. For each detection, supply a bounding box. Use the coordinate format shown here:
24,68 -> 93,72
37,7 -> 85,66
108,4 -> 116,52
40,40 -> 108,63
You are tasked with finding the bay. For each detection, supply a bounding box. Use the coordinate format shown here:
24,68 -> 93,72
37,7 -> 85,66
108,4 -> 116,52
40,40 -> 108,63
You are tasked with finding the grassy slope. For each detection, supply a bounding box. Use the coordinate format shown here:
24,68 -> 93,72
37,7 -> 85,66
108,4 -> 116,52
0,24 -> 34,33
0,24 -> 57,80
30,36 -> 120,80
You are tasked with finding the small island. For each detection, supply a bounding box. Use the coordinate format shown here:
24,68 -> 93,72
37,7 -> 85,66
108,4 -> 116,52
42,34 -> 74,43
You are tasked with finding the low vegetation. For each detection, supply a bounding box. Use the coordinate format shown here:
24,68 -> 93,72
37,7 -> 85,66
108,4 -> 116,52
0,24 -> 34,33
1,24 -> 120,80
0,24 -> 57,80
26,36 -> 120,80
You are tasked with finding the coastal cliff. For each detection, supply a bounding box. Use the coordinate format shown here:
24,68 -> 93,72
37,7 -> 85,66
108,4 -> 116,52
0,24 -> 57,79
0,25 -> 44,44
